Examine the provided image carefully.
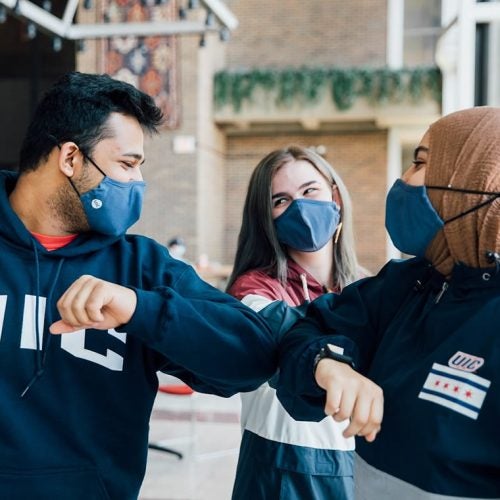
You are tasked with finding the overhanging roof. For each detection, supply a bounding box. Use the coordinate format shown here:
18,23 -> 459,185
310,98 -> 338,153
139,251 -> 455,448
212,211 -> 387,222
0,0 -> 237,39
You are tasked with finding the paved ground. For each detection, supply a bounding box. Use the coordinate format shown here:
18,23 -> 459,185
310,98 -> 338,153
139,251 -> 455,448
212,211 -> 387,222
139,376 -> 242,500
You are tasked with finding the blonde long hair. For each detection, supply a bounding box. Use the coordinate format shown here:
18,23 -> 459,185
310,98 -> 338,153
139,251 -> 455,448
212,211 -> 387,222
227,145 -> 361,291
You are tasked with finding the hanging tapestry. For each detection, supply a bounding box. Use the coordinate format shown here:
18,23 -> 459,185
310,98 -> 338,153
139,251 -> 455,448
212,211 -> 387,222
101,0 -> 179,128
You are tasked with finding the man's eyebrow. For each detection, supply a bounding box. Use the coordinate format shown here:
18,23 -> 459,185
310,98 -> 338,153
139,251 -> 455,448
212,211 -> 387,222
123,153 -> 145,165
271,180 -> 318,199
413,146 -> 429,160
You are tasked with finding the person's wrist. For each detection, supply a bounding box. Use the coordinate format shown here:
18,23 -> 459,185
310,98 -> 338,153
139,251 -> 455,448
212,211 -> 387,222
314,357 -> 336,390
313,343 -> 355,376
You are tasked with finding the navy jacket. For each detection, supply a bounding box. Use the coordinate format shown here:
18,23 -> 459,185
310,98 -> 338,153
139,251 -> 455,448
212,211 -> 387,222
277,258 -> 500,499
0,171 -> 277,499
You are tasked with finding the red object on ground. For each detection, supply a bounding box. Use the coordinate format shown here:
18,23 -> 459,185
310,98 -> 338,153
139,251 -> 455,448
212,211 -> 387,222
158,384 -> 195,395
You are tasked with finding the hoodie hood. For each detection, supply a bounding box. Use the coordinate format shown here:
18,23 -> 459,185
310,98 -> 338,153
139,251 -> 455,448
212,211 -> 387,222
0,170 -> 122,258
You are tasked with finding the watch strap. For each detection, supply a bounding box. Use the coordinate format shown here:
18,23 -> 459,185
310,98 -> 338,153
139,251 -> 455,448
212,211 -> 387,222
313,343 -> 355,374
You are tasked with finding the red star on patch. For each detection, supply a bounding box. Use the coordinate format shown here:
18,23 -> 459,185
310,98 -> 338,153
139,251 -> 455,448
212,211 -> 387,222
465,390 -> 472,398
453,386 -> 460,393
435,380 -> 440,386
443,383 -> 449,389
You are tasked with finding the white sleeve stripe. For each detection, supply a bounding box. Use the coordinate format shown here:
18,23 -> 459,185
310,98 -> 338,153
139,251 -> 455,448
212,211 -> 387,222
241,294 -> 275,312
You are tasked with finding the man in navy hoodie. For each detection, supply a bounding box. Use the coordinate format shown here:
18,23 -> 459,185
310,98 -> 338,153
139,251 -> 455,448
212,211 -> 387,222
1,72 -> 277,499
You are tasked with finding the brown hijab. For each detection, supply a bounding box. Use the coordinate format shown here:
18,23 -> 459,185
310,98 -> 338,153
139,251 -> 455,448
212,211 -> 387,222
424,107 -> 500,276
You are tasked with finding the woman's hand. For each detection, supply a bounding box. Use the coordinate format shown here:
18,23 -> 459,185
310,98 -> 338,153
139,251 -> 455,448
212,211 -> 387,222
315,358 -> 384,442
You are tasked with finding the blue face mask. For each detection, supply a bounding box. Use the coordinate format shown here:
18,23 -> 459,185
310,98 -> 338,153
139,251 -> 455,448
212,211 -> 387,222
385,179 -> 444,257
274,199 -> 341,252
71,155 -> 146,237
385,179 -> 500,257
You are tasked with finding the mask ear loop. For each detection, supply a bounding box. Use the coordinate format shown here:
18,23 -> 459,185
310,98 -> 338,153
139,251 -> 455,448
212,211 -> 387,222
80,152 -> 107,178
426,185 -> 500,224
443,194 -> 499,224
50,137 -> 82,197
47,133 -> 106,178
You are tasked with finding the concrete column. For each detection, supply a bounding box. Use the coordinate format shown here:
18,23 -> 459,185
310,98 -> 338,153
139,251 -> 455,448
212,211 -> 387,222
386,0 -> 404,69
457,0 -> 476,109
386,127 -> 402,261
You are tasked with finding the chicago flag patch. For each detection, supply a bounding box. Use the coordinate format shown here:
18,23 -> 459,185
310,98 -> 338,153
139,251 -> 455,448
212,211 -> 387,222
418,363 -> 490,420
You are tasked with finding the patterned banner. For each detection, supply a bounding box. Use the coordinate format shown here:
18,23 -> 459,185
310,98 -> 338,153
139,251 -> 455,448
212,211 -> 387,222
101,0 -> 180,128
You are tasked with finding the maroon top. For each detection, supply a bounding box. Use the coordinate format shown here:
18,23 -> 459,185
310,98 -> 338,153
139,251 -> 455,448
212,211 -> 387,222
228,259 -> 339,306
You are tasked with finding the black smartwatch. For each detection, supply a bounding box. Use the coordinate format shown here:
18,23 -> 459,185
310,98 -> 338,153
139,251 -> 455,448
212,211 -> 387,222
313,343 -> 355,374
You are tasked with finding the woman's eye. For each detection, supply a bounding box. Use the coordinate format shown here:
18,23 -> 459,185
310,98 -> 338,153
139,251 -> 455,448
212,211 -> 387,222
304,187 -> 317,195
412,159 -> 426,168
273,198 -> 287,208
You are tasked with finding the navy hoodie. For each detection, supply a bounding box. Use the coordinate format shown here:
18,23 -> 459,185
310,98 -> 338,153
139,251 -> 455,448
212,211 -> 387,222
0,171 -> 277,499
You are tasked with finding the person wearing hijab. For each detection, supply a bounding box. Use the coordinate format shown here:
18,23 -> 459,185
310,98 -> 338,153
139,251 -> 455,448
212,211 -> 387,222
276,107 -> 500,499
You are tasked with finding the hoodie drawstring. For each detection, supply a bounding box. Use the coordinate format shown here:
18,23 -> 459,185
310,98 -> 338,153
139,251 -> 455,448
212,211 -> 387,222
21,241 -> 65,398
299,273 -> 311,302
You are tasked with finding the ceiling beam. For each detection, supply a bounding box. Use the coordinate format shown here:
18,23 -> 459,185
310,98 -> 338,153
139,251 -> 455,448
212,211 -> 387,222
201,0 -> 237,30
61,0 -> 79,30
69,21 -> 218,39
0,0 -> 237,40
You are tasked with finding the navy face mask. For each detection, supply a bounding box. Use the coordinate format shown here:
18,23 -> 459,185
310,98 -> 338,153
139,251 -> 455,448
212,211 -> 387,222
70,155 -> 146,237
274,199 -> 341,252
385,178 -> 500,257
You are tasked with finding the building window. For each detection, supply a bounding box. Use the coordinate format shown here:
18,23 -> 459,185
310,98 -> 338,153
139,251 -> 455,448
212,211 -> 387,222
402,144 -> 416,175
476,9 -> 500,107
403,0 -> 442,66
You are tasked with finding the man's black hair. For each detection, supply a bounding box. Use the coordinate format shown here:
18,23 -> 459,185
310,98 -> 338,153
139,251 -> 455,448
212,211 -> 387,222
18,72 -> 164,172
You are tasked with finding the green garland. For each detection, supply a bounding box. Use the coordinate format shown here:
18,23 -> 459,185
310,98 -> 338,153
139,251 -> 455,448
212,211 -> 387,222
214,66 -> 441,112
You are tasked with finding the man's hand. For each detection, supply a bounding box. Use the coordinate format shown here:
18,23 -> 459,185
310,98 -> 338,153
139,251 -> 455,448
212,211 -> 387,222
49,275 -> 137,334
315,358 -> 383,442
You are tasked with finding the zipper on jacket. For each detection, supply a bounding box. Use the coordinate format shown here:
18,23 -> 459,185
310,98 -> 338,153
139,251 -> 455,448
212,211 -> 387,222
435,281 -> 449,304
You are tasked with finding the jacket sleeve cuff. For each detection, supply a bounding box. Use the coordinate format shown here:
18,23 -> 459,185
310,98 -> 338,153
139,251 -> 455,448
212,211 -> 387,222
116,287 -> 166,343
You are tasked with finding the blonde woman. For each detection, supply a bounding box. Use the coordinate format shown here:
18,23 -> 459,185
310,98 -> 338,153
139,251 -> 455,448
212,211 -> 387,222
227,146 -> 365,500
